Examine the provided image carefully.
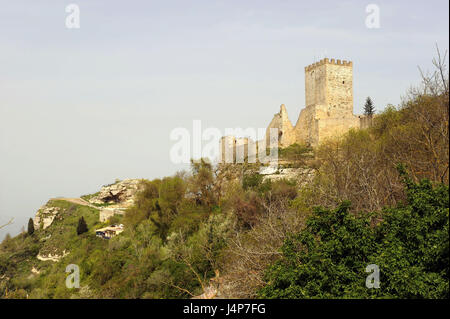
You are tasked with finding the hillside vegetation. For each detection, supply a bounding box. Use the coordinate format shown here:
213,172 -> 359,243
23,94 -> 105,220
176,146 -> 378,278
0,54 -> 448,299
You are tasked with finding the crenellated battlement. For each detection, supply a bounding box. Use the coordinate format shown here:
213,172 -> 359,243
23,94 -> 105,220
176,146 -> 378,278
305,58 -> 352,71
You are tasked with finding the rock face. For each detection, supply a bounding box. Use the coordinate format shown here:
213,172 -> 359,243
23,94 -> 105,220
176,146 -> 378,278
36,250 -> 69,262
259,165 -> 279,175
31,266 -> 40,275
32,179 -> 142,230
260,166 -> 315,185
88,179 -> 142,208
34,205 -> 61,230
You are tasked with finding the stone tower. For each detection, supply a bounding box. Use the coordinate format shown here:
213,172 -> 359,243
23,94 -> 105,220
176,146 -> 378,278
294,58 -> 360,146
305,58 -> 353,116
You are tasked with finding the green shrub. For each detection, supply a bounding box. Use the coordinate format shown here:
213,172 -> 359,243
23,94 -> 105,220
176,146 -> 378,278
259,169 -> 449,299
279,143 -> 312,164
243,173 -> 263,190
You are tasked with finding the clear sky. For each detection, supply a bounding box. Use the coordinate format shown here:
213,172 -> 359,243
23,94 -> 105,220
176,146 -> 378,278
0,0 -> 448,238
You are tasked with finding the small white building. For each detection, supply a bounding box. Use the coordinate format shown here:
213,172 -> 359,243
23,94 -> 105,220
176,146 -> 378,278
95,224 -> 124,239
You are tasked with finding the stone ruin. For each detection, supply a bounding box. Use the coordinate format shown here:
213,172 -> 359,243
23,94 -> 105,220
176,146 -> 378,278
220,58 -> 373,162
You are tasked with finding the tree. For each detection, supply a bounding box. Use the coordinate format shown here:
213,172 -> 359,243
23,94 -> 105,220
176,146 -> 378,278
364,96 -> 375,116
259,168 -> 449,299
76,216 -> 88,235
189,159 -> 216,210
27,218 -> 35,236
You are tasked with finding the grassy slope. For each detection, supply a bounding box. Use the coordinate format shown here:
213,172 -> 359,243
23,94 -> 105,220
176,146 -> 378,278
0,200 -> 104,298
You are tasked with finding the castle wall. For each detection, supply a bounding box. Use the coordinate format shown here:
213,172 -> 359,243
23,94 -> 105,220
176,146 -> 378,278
316,116 -> 360,144
359,115 -> 373,129
220,136 -> 255,163
305,63 -> 327,108
324,61 -> 353,117
235,137 -> 249,163
220,136 -> 236,163
294,105 -> 319,145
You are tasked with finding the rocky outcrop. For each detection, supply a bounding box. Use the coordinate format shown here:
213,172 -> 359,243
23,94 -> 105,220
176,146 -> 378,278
31,267 -> 40,275
88,179 -> 142,208
34,205 -> 61,230
260,166 -> 315,185
32,179 -> 142,229
37,250 -> 69,262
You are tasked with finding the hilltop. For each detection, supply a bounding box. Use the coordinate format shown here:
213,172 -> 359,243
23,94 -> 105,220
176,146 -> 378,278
0,57 -> 448,299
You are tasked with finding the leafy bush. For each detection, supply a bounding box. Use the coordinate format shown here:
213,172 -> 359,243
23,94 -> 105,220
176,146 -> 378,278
259,169 -> 449,299
232,191 -> 264,229
279,143 -> 312,165
243,173 -> 263,190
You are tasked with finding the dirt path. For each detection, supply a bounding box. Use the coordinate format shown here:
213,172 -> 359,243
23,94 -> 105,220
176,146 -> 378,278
51,197 -> 127,216
50,197 -> 95,208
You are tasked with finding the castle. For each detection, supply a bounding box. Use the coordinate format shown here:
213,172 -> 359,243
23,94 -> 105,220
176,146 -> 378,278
220,58 -> 371,162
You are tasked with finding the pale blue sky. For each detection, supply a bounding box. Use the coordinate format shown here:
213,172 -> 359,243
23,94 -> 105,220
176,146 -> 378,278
0,0 -> 448,238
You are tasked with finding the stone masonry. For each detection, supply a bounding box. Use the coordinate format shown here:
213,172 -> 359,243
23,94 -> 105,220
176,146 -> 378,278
293,58 -> 360,146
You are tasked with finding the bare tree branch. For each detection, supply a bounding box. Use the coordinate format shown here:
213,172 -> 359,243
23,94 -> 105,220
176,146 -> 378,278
0,218 -> 14,230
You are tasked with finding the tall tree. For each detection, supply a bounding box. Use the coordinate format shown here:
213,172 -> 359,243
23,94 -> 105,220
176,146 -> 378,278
189,158 -> 216,210
27,218 -> 35,236
77,216 -> 88,235
364,96 -> 375,116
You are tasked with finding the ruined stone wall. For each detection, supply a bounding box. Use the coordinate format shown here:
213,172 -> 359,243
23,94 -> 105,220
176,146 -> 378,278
220,136 -> 236,163
235,137 -> 249,163
316,116 -> 360,144
265,104 -> 295,148
294,105 -> 318,145
359,115 -> 374,129
220,136 -> 254,163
